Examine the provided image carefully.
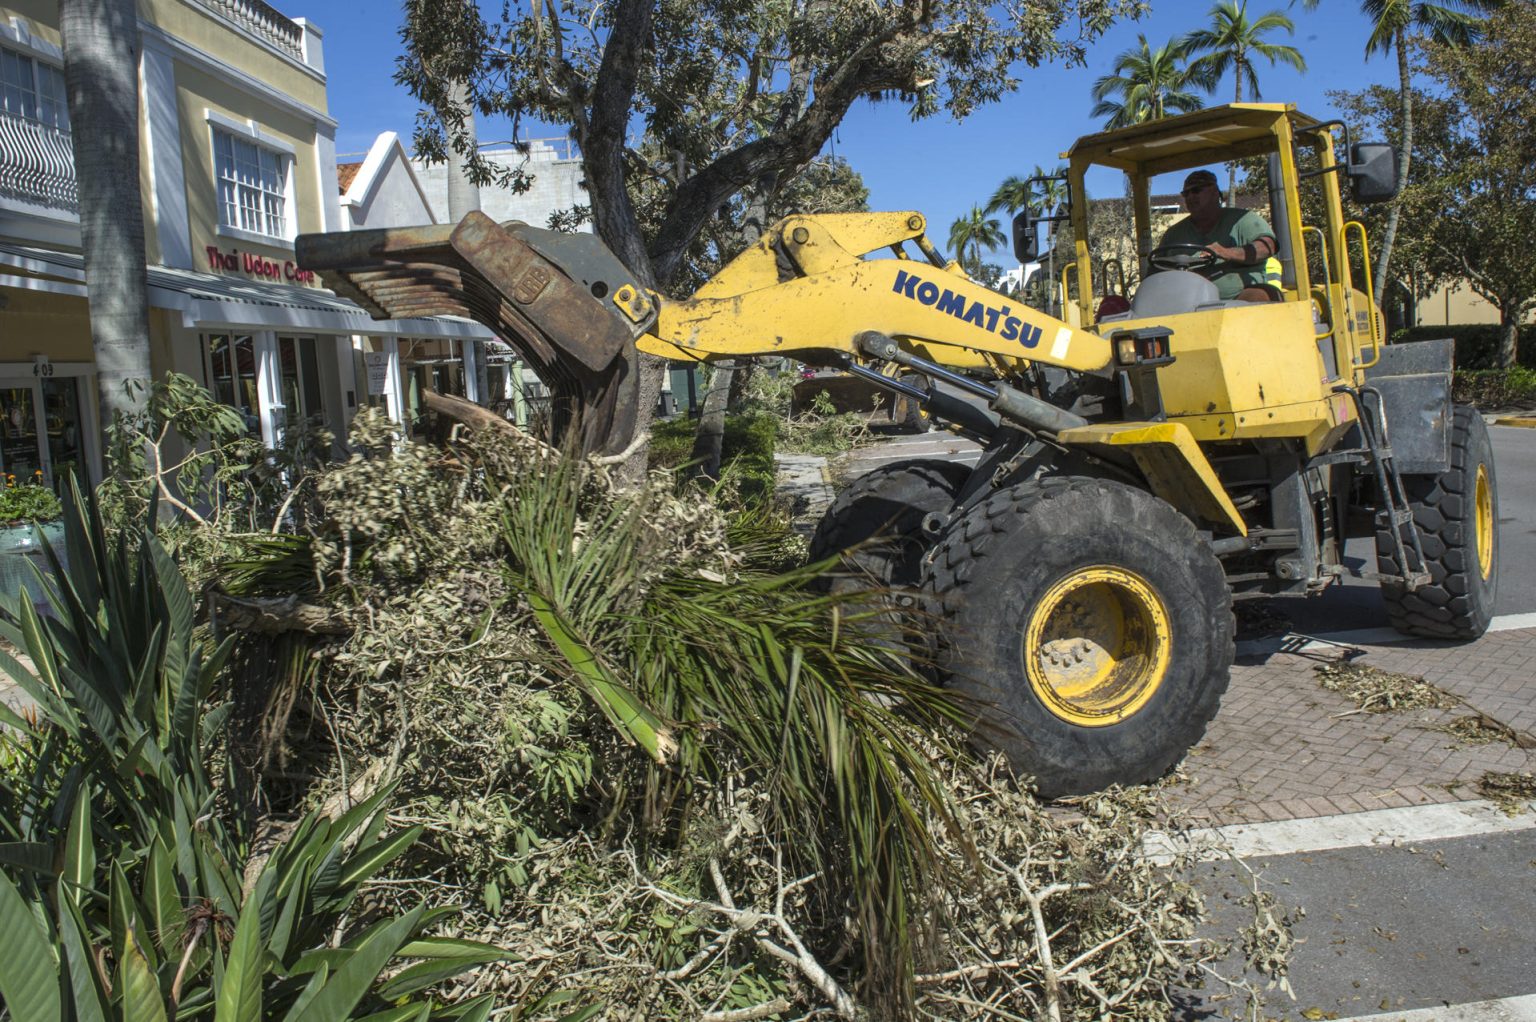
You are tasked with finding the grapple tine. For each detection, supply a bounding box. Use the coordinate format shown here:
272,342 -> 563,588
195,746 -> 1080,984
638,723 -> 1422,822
296,212 -> 656,456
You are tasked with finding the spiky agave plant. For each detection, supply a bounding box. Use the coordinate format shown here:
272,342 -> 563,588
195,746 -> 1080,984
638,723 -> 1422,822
0,480 -> 510,1020
494,451 -> 976,1014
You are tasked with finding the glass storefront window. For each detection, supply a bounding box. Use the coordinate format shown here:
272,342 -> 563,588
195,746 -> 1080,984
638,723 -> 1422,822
204,334 -> 260,434
0,375 -> 87,492
42,377 -> 82,491
0,383 -> 42,483
277,336 -> 323,429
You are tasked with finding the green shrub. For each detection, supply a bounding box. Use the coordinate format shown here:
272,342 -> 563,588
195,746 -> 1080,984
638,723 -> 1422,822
1391,324 -> 1534,369
1453,366 -> 1536,408
0,481 -> 508,1020
0,477 -> 61,523
646,410 -> 779,502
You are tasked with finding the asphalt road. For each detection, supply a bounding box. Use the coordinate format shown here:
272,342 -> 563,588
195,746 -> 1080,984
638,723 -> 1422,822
1180,828 -> 1536,1021
1280,424 -> 1535,635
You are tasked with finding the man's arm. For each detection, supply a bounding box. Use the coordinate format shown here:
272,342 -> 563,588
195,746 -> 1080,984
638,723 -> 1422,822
1206,210 -> 1277,264
1205,234 -> 1275,265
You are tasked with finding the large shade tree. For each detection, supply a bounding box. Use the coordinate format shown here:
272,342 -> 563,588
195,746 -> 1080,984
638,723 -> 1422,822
1399,7 -> 1536,367
398,0 -> 1140,461
60,0 -> 152,431
1303,0 -> 1497,298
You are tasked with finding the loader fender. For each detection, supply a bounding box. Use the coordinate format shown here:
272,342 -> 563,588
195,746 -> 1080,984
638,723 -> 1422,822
1055,422 -> 1247,536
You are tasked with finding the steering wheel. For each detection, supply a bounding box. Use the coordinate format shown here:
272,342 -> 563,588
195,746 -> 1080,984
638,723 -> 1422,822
1149,243 -> 1219,272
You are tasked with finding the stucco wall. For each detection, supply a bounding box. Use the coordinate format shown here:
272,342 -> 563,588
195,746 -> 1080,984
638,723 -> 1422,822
176,63 -> 324,268
414,145 -> 590,231
347,147 -> 435,229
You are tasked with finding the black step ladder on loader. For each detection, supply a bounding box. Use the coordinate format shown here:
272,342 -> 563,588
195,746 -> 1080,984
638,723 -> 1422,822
1334,383 -> 1433,590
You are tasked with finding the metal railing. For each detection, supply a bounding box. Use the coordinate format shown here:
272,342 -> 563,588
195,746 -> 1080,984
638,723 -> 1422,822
189,0 -> 304,60
0,111 -> 78,213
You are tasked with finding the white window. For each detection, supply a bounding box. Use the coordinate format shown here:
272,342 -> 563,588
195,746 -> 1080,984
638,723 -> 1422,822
0,45 -> 69,130
213,127 -> 289,238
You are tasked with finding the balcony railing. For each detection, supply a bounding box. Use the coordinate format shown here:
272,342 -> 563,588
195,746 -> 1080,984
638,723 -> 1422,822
189,0 -> 304,61
0,111 -> 78,214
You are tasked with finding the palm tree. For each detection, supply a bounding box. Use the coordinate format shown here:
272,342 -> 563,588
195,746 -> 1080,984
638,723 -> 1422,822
1090,35 -> 1213,130
986,166 -> 1068,303
1185,1 -> 1307,199
60,0 -> 153,433
948,205 -> 1005,277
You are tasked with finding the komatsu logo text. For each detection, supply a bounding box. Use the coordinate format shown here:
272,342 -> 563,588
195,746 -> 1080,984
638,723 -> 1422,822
891,268 -> 1041,348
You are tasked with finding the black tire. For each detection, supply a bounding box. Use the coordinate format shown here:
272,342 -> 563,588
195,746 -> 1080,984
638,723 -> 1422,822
922,477 -> 1233,798
809,459 -> 972,593
894,373 -> 931,433
1376,405 -> 1499,639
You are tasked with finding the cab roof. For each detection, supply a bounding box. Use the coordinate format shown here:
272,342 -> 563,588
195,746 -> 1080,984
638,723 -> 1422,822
1066,103 -> 1325,178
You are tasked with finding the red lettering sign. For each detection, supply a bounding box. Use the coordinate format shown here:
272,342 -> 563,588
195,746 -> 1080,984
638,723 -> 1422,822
205,243 -> 315,286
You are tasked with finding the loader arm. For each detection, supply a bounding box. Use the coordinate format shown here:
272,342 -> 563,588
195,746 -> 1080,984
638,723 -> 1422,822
296,212 -> 1239,535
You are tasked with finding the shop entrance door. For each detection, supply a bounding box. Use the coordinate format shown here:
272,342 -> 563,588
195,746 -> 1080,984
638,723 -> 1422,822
0,375 -> 86,491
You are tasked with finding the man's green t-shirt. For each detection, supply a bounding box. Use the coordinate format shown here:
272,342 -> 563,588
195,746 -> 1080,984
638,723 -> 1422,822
1161,208 -> 1277,300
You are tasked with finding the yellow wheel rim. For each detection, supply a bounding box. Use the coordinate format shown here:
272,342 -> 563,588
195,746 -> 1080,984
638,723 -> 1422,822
1024,566 -> 1172,728
1475,464 -> 1494,582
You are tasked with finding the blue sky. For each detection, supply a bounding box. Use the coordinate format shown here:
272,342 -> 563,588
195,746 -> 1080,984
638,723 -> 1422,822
320,0 -> 1394,260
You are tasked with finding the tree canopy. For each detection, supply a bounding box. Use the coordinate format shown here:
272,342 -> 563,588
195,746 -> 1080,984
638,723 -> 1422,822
398,0 -> 1142,293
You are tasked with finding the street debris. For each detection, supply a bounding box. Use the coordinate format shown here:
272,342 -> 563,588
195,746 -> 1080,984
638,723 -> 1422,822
1428,713 -> 1523,747
1314,661 -> 1459,714
1476,771 -> 1536,816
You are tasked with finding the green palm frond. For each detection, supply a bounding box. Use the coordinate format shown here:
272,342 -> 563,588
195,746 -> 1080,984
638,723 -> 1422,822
489,452 -> 975,1012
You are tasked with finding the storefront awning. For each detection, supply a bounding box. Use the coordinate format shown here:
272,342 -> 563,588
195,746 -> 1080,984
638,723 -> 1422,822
0,242 -> 499,340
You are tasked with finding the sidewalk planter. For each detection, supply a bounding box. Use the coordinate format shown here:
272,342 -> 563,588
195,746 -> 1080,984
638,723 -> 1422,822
0,520 -> 66,608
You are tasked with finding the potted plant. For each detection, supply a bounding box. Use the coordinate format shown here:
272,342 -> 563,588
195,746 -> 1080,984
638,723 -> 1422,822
0,470 -> 64,606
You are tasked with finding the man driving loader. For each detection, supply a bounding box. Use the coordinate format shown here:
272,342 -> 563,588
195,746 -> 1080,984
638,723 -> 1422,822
1158,169 -> 1282,302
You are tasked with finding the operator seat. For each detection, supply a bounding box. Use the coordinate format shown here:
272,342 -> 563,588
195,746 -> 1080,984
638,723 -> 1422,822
1127,270 -> 1221,318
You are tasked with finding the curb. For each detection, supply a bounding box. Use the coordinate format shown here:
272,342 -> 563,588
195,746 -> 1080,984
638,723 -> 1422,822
1493,416 -> 1536,428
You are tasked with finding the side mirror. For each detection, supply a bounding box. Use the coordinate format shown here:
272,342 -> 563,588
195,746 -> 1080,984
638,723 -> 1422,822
1348,142 -> 1399,204
1012,211 -> 1039,262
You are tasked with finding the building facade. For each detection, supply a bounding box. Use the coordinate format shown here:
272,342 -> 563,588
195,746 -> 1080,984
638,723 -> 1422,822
0,0 -> 489,491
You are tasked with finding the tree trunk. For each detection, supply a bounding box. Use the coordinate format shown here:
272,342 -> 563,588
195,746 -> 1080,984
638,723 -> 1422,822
445,81 -> 493,406
1229,69 -> 1243,203
1498,313 -> 1519,370
60,0 -> 152,432
1373,32 -> 1413,299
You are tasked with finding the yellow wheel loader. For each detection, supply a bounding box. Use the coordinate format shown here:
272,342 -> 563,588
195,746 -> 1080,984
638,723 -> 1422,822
297,104 -> 1499,797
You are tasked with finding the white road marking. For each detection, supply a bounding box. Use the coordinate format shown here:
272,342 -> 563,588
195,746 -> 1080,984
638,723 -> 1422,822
1326,994 -> 1536,1022
1236,612 -> 1536,658
1145,798 -> 1536,864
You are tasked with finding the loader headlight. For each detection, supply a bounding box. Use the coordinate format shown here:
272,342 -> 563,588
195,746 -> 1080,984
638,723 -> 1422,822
1111,328 -> 1175,367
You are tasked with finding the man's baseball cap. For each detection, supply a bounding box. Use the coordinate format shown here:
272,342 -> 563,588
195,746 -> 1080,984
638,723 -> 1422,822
1182,169 -> 1218,192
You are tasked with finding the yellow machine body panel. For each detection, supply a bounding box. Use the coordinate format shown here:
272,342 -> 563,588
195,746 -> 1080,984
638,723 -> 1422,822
1097,299 -> 1357,452
1055,422 -> 1247,535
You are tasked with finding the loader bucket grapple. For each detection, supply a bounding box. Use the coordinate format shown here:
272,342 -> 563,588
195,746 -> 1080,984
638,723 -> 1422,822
295,210 -> 657,456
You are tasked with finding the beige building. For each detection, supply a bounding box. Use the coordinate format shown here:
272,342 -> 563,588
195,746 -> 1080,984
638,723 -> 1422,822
0,0 -> 484,489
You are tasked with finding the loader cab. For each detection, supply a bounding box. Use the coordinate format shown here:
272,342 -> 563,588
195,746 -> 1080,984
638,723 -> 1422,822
1015,104 -> 1398,450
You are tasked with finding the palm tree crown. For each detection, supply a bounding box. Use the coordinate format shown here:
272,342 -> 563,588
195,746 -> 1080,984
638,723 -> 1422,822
1185,1 -> 1307,104
1090,34 -> 1214,130
1361,0 -> 1486,56
986,165 -> 1069,217
948,205 -> 1005,271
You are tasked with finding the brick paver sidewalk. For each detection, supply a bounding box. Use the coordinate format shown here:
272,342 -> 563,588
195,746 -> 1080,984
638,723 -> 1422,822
1167,628 -> 1536,826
